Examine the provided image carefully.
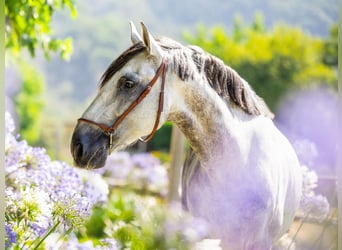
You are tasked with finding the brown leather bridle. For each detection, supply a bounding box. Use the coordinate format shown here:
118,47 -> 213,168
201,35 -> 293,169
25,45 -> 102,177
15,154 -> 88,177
78,58 -> 168,151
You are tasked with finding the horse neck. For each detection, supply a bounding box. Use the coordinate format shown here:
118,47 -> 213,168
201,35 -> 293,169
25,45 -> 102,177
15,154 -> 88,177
168,74 -> 243,166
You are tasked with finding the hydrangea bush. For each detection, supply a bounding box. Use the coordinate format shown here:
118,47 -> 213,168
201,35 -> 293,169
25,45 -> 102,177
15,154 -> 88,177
298,165 -> 330,222
96,152 -> 169,196
5,112 -> 209,250
82,192 -> 209,250
293,140 -> 331,223
5,112 -> 111,249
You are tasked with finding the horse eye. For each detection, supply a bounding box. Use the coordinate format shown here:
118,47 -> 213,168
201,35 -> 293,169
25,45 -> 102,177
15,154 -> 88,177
125,80 -> 135,89
118,76 -> 136,89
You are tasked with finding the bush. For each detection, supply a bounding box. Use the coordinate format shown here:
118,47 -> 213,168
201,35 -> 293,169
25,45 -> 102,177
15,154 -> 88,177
5,112 -> 111,249
14,60 -> 45,145
184,18 -> 336,110
5,112 -> 210,250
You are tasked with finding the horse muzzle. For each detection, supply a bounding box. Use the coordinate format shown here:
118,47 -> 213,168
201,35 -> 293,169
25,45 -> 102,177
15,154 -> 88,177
70,123 -> 110,169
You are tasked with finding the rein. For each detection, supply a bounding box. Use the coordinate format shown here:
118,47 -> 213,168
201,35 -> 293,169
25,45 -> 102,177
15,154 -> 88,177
78,58 -> 168,151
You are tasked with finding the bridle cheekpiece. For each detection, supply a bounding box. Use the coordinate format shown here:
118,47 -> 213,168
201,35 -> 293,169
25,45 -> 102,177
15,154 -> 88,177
78,58 -> 168,152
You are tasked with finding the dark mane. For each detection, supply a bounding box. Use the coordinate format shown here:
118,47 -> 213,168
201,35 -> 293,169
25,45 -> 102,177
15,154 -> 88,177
189,46 -> 274,118
158,38 -> 273,118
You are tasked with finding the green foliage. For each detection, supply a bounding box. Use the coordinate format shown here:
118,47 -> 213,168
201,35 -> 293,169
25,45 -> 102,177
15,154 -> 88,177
83,207 -> 106,238
184,16 -> 337,110
15,60 -> 45,144
148,122 -> 173,151
322,23 -> 338,67
5,0 -> 76,60
82,190 -> 206,250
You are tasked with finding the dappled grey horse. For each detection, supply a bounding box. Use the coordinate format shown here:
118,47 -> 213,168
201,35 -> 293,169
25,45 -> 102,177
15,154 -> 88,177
71,22 -> 302,249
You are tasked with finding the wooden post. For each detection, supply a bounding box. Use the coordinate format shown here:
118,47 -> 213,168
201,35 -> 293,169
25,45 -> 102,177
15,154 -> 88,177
167,125 -> 186,203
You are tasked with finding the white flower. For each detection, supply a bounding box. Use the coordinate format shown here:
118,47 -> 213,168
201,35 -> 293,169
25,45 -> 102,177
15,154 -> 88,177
34,188 -> 53,215
146,165 -> 168,195
96,238 -> 119,250
298,165 -> 330,223
300,165 -> 318,196
293,139 -> 318,165
299,194 -> 330,222
81,170 -> 109,205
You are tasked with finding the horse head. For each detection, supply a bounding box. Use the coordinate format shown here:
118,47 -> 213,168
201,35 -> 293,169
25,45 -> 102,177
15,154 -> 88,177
70,22 -> 171,169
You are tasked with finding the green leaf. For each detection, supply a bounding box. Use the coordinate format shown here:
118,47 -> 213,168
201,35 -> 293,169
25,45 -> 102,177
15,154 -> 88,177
5,0 -> 77,60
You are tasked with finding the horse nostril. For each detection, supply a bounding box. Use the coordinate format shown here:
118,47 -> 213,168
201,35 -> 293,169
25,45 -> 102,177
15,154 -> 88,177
71,128 -> 109,169
75,142 -> 84,159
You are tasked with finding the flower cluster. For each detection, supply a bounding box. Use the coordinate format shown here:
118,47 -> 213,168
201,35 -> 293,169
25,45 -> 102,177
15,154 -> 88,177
96,151 -> 169,196
5,112 -> 111,249
285,138 -> 330,223
300,164 -> 319,197
298,165 -> 330,222
5,111 -> 210,250
163,202 -> 208,245
84,191 -> 211,250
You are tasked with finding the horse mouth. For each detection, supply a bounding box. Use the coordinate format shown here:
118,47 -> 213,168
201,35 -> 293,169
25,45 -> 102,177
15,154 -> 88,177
72,143 -> 108,169
70,125 -> 110,169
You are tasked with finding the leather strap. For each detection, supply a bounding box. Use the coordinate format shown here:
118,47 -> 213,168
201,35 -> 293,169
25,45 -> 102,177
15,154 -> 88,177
78,58 -> 168,149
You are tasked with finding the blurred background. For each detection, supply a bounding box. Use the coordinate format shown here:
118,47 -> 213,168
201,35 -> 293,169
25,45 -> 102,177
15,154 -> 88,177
5,0 -> 338,248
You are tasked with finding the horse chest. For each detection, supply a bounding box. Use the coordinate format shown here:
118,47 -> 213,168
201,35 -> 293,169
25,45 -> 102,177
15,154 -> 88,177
187,161 -> 272,214
186,165 -> 275,247
182,121 -> 300,249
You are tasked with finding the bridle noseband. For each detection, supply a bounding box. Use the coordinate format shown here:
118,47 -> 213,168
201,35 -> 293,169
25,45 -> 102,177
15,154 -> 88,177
78,58 -> 168,152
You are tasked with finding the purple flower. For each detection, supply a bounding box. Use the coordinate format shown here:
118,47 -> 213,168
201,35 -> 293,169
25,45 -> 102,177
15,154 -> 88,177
164,202 -> 208,243
5,111 -> 109,247
98,152 -> 168,195
100,152 -> 133,179
292,139 -> 318,167
299,194 -> 330,222
5,224 -> 17,247
145,167 -> 168,196
5,112 -> 15,134
29,221 -> 50,237
5,112 -> 17,149
300,165 -> 318,196
81,173 -> 109,205
5,139 -> 30,173
132,153 -> 161,169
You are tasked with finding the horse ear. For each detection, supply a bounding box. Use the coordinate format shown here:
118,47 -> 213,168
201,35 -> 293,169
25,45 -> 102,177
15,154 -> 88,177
140,22 -> 163,58
130,21 -> 143,44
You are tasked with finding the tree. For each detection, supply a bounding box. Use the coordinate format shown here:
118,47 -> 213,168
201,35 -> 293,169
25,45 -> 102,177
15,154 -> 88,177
15,60 -> 45,144
5,0 -> 77,145
184,16 -> 336,110
322,23 -> 337,67
5,0 -> 76,59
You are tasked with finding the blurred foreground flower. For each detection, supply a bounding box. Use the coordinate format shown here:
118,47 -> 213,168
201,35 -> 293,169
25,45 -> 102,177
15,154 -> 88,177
83,191 -> 212,250
5,111 -> 212,249
277,86 -> 337,171
96,151 -> 169,196
5,112 -> 111,249
298,165 -> 330,222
